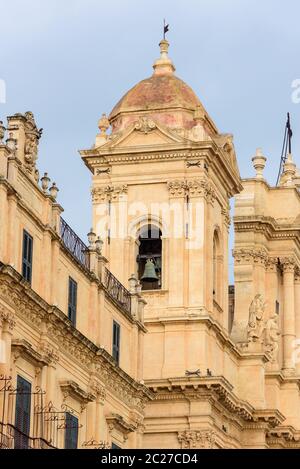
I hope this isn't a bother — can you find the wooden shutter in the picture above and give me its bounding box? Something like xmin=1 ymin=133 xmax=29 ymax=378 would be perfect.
xmin=64 ymin=412 xmax=78 ymax=449
xmin=22 ymin=231 xmax=33 ymax=283
xmin=14 ymin=375 xmax=31 ymax=449
xmin=112 ymin=321 xmax=120 ymax=364
xmin=68 ymin=277 xmax=77 ymax=326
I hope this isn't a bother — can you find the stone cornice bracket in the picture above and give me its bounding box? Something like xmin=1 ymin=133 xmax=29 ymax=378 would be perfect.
xmin=0 ymin=305 xmax=16 ymax=330
xmin=232 ymin=248 xmax=268 ymax=266
xmin=11 ymin=339 xmax=50 ymax=367
xmin=106 ymin=413 xmax=137 ymax=442
xmin=167 ymin=179 xmax=187 ymax=198
xmin=59 ymin=380 xmax=96 ymax=411
xmin=91 ymin=184 xmax=128 ymax=203
xmin=178 ymin=430 xmax=215 ymax=449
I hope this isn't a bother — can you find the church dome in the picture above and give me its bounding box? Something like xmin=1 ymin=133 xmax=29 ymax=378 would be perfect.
xmin=109 ymin=39 xmax=207 ymax=133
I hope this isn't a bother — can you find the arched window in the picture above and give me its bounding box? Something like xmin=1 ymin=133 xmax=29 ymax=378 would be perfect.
xmin=137 ymin=224 xmax=162 ymax=291
xmin=213 ymin=236 xmax=217 ymax=298
xmin=213 ymin=229 xmax=221 ymax=302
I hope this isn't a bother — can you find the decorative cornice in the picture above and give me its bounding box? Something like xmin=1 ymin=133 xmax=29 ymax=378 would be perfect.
xmin=134 ymin=117 xmax=157 ymax=134
xmin=59 ymin=380 xmax=96 ymax=411
xmin=106 ymin=413 xmax=137 ymax=441
xmin=232 ymin=248 xmax=268 ymax=266
xmin=11 ymin=339 xmax=51 ymax=367
xmin=178 ymin=429 xmax=215 ymax=449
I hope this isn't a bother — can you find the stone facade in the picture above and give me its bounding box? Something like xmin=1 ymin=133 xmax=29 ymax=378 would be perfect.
xmin=1 ymin=38 xmax=300 ymax=449
xmin=0 ymin=113 xmax=151 ymax=449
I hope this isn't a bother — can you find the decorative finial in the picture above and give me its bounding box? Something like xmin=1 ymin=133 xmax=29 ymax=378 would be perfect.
xmin=49 ymin=182 xmax=59 ymax=200
xmin=252 ymin=148 xmax=267 ymax=180
xmin=153 ymin=29 xmax=175 ymax=76
xmin=41 ymin=172 xmax=50 ymax=192
xmin=280 ymin=152 xmax=296 ymax=186
xmin=87 ymin=228 xmax=96 ymax=249
xmin=98 ymin=113 xmax=110 ymax=136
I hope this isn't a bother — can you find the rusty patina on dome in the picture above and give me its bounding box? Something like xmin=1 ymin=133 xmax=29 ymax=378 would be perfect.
xmin=108 ymin=39 xmax=208 ymax=133
xmin=109 ymin=74 xmax=202 ymax=120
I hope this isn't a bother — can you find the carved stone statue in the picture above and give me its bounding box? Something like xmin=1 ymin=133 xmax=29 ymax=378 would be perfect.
xmin=23 ymin=111 xmax=43 ymax=174
xmin=264 ymin=314 xmax=280 ymax=362
xmin=248 ymin=294 xmax=266 ymax=342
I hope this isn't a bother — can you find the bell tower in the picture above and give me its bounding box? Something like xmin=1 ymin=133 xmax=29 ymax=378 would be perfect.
xmin=81 ymin=38 xmax=242 ymax=447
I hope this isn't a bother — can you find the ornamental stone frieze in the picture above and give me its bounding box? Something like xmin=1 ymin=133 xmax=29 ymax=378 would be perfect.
xmin=134 ymin=117 xmax=157 ymax=134
xmin=177 ymin=430 xmax=215 ymax=449
xmin=167 ymin=178 xmax=216 ymax=202
xmin=91 ymin=184 xmax=128 ymax=203
xmin=0 ymin=280 xmax=43 ymax=328
xmin=232 ymin=248 xmax=268 ymax=266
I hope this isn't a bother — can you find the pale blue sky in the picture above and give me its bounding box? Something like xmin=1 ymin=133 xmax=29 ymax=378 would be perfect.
xmin=1 ymin=0 xmax=300 ymax=278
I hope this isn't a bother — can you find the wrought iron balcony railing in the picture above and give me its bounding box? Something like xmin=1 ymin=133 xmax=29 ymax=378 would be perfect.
xmin=59 ymin=218 xmax=132 ymax=316
xmin=60 ymin=217 xmax=90 ymax=270
xmin=0 ymin=423 xmax=56 ymax=449
xmin=102 ymin=267 xmax=131 ymax=316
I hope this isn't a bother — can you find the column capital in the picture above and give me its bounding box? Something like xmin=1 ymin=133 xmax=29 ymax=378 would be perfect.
xmin=280 ymin=257 xmax=296 ymax=274
xmin=266 ymin=257 xmax=278 ymax=273
xmin=167 ymin=179 xmax=187 ymax=198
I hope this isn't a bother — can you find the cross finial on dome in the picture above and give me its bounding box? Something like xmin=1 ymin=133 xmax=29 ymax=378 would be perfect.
xmin=153 ymin=37 xmax=175 ymax=76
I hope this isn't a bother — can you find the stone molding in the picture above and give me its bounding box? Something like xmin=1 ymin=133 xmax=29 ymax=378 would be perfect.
xmin=178 ymin=429 xmax=215 ymax=449
xmin=232 ymin=248 xmax=268 ymax=266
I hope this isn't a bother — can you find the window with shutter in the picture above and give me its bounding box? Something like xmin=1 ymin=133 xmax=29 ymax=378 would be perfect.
xmin=64 ymin=412 xmax=78 ymax=449
xmin=14 ymin=375 xmax=31 ymax=449
xmin=22 ymin=231 xmax=33 ymax=284
xmin=68 ymin=277 xmax=77 ymax=326
xmin=112 ymin=321 xmax=120 ymax=365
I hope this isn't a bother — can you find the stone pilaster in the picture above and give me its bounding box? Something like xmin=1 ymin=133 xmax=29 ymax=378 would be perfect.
xmin=281 ymin=258 xmax=296 ymax=374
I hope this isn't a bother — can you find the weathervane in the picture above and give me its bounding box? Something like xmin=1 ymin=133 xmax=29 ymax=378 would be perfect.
xmin=276 ymin=112 xmax=293 ymax=186
xmin=163 ymin=19 xmax=169 ymax=39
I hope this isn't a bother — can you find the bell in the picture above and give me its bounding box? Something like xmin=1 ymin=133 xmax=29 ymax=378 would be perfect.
xmin=141 ymin=259 xmax=158 ymax=282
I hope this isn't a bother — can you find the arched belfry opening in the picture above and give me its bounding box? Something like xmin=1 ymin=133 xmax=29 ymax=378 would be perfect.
xmin=137 ymin=224 xmax=162 ymax=291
